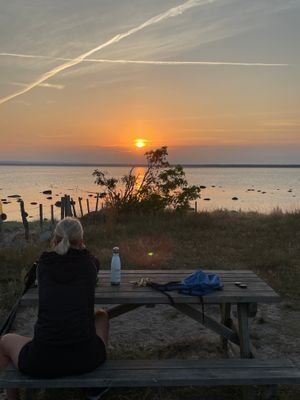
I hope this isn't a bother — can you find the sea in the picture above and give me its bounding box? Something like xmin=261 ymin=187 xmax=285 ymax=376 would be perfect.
xmin=0 ymin=165 xmax=299 ymax=222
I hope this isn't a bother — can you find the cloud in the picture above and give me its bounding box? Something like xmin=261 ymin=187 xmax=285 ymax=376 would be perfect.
xmin=38 ymin=82 xmax=65 ymax=90
xmin=0 ymin=0 xmax=216 ymax=106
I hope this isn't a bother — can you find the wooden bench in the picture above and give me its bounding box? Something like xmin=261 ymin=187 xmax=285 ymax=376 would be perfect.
xmin=1 ymin=359 xmax=300 ymax=399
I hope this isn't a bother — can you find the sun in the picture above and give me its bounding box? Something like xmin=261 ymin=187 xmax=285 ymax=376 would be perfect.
xmin=134 ymin=138 xmax=147 ymax=148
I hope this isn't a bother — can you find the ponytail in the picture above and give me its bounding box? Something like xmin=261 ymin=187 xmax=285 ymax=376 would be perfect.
xmin=54 ymin=234 xmax=70 ymax=255
xmin=53 ymin=217 xmax=83 ymax=256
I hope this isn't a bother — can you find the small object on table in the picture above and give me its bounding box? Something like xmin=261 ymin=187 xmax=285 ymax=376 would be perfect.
xmin=235 ymin=281 xmax=247 ymax=288
xmin=130 ymin=277 xmax=151 ymax=287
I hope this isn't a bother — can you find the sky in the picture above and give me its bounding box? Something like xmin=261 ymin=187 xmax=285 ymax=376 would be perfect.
xmin=0 ymin=0 xmax=299 ymax=164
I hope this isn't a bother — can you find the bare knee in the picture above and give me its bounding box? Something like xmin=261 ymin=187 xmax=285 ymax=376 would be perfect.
xmin=95 ymin=309 xmax=109 ymax=323
xmin=1 ymin=334 xmax=16 ymax=356
xmin=95 ymin=309 xmax=109 ymax=347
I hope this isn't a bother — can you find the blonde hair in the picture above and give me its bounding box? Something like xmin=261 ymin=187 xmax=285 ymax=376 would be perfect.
xmin=53 ymin=217 xmax=84 ymax=255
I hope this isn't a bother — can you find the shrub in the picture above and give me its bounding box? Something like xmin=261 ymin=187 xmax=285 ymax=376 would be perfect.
xmin=93 ymin=146 xmax=201 ymax=213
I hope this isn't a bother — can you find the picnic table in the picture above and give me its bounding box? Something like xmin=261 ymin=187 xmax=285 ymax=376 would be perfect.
xmin=3 ymin=269 xmax=299 ymax=400
xmin=21 ymin=269 xmax=280 ymax=359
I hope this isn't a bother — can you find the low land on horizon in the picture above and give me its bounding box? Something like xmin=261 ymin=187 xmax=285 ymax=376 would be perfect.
xmin=1 ymin=161 xmax=300 ymax=168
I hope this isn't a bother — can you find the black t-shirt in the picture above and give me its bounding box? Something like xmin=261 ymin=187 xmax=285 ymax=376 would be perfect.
xmin=34 ymin=248 xmax=99 ymax=346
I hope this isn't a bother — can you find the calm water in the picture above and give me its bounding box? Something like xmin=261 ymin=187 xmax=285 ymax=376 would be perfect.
xmin=0 ymin=166 xmax=299 ymax=221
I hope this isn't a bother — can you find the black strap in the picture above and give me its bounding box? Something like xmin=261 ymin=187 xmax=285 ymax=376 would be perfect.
xmin=148 ymin=281 xmax=205 ymax=323
xmin=147 ymin=281 xmax=176 ymax=305
xmin=199 ymin=296 xmax=205 ymax=324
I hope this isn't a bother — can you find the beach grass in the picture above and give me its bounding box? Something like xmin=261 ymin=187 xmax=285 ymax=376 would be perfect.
xmin=81 ymin=208 xmax=300 ymax=299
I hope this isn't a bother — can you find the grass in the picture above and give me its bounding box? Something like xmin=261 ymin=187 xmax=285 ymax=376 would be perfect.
xmin=81 ymin=209 xmax=300 ymax=299
xmin=0 ymin=209 xmax=300 ymax=399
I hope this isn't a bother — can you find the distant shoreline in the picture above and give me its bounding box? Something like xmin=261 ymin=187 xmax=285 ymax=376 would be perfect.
xmin=0 ymin=162 xmax=299 ymax=168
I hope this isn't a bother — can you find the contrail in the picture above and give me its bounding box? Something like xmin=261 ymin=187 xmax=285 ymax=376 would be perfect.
xmin=10 ymin=81 xmax=65 ymax=90
xmin=0 ymin=0 xmax=215 ymax=106
xmin=1 ymin=52 xmax=290 ymax=67
xmin=0 ymin=52 xmax=53 ymax=60
xmin=73 ymin=58 xmax=290 ymax=67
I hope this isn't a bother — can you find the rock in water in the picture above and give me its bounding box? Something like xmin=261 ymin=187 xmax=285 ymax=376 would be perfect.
xmin=232 ymin=197 xmax=238 ymax=201
xmin=42 ymin=190 xmax=52 ymax=195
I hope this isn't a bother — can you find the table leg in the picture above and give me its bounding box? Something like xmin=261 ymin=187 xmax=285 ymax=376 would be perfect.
xmin=220 ymin=303 xmax=232 ymax=354
xmin=237 ymin=303 xmax=252 ymax=359
xmin=237 ymin=304 xmax=256 ymax=400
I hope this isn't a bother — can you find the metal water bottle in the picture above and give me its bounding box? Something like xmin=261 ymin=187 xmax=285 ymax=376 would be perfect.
xmin=111 ymin=246 xmax=121 ymax=285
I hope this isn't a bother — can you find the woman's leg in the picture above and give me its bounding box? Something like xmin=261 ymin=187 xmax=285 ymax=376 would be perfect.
xmin=94 ymin=309 xmax=109 ymax=348
xmin=0 ymin=334 xmax=32 ymax=400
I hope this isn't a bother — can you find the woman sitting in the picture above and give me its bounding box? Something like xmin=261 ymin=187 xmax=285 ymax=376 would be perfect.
xmin=0 ymin=217 xmax=109 ymax=400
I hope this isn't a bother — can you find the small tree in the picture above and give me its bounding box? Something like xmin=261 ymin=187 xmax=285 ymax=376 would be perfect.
xmin=93 ymin=146 xmax=201 ymax=212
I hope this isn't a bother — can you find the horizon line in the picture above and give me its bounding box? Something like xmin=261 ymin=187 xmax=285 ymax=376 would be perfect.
xmin=0 ymin=161 xmax=299 ymax=168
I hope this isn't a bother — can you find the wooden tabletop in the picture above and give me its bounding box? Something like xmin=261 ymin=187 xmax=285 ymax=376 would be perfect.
xmin=21 ymin=269 xmax=280 ymax=306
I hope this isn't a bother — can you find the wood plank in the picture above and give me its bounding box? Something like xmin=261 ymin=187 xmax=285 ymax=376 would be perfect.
xmin=99 ymin=267 xmax=262 ymax=275
xmin=21 ymin=291 xmax=280 ymax=307
xmin=26 ymin=283 xmax=276 ymax=294
xmin=96 ymin=281 xmax=273 ymax=289
xmin=4 ymin=359 xmax=297 ymax=371
xmin=98 ymin=271 xmax=260 ymax=277
xmin=1 ymin=360 xmax=300 ymax=389
xmin=107 ymin=304 xmax=142 ymax=319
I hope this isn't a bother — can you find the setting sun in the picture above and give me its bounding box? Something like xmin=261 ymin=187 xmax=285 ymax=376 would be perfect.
xmin=134 ymin=139 xmax=147 ymax=148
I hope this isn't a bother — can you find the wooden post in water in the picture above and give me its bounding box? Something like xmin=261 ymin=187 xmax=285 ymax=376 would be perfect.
xmin=86 ymin=198 xmax=90 ymax=214
xmin=20 ymin=200 xmax=29 ymax=241
xmin=64 ymin=195 xmax=69 ymax=217
xmin=64 ymin=195 xmax=72 ymax=217
xmin=195 ymin=201 xmax=198 ymax=213
xmin=95 ymin=194 xmax=99 ymax=212
xmin=65 ymin=195 xmax=69 ymax=217
xmin=61 ymin=197 xmax=65 ymax=220
xmin=71 ymin=198 xmax=77 ymax=218
xmin=68 ymin=195 xmax=73 ymax=217
xmin=51 ymin=205 xmax=55 ymax=225
xmin=39 ymin=204 xmax=43 ymax=231
xmin=78 ymin=197 xmax=83 ymax=217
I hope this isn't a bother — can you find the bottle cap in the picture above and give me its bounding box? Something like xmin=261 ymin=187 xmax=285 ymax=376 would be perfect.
xmin=112 ymin=246 xmax=119 ymax=254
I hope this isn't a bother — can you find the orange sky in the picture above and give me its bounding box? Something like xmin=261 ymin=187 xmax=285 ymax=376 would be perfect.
xmin=0 ymin=0 xmax=299 ymax=163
